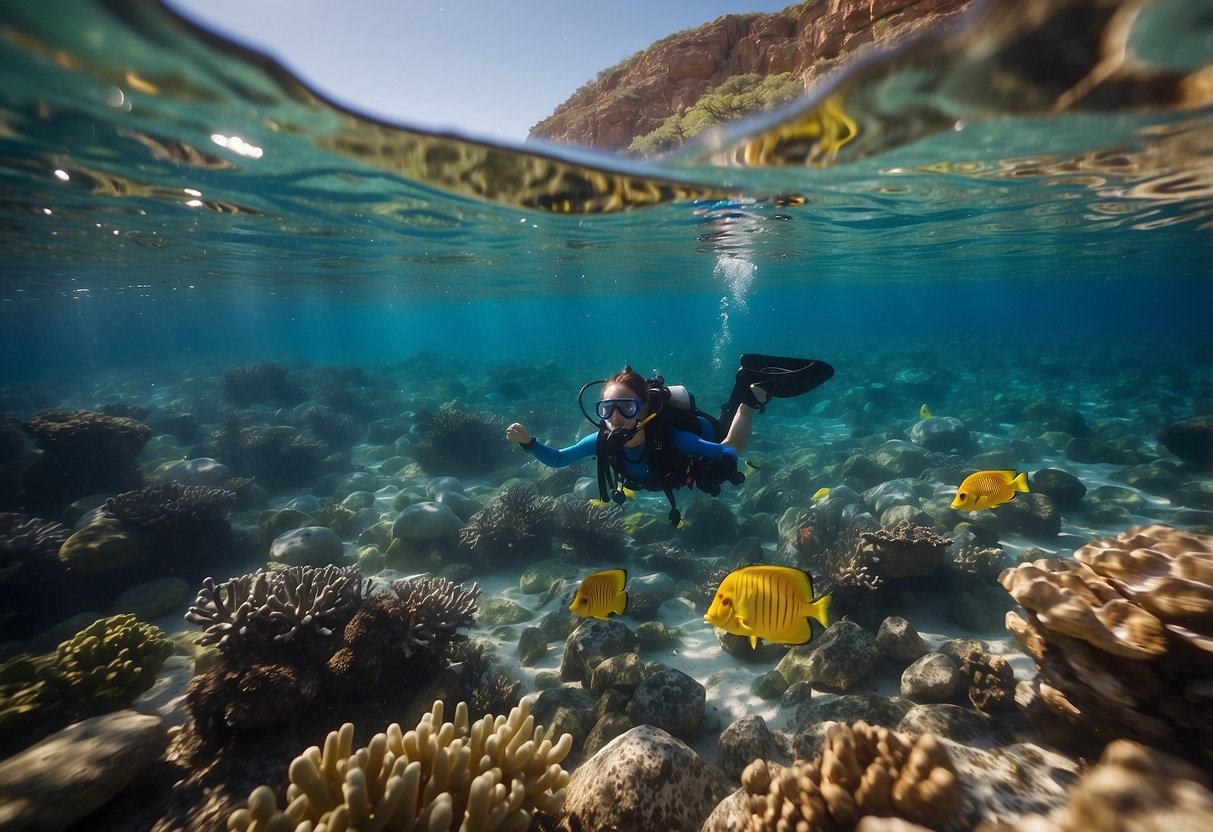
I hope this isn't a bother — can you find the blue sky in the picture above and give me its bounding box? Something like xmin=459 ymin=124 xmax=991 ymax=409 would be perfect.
xmin=167 ymin=0 xmax=792 ymax=141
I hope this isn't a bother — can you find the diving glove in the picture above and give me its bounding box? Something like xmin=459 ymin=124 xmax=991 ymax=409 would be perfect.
xmin=697 ymin=452 xmax=745 ymax=496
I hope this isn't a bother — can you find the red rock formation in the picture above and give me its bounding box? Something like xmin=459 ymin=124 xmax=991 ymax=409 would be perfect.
xmin=529 ymin=0 xmax=975 ymax=151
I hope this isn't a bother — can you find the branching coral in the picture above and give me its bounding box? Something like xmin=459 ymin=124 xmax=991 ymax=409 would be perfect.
xmin=459 ymin=486 xmax=556 ymax=562
xmin=451 ymin=640 xmax=524 ymax=722
xmin=185 ymin=566 xmax=370 ymax=651
xmin=223 ymin=361 xmax=302 ymax=406
xmin=102 ymin=481 xmax=235 ymax=533
xmin=213 ymin=424 xmax=326 ymax=493
xmin=859 ymin=522 xmax=952 ymax=579
xmin=414 ymin=407 xmax=508 ymax=477
xmin=0 ymin=511 xmax=69 ymax=582
xmin=1000 ymin=524 xmax=1213 ymax=764
xmin=556 ymin=498 xmax=627 ymax=562
xmin=737 ymin=721 xmax=961 ymax=831
xmin=952 ymin=545 xmax=1007 ymax=582
xmin=228 ymin=698 xmax=574 ymax=832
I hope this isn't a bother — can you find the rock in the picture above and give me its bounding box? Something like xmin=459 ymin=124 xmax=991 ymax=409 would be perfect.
xmin=631 ymin=571 xmax=677 ymax=602
xmin=58 ymin=518 xmax=153 ymax=572
xmin=1065 ymin=436 xmax=1127 ymax=464
xmin=336 ymin=471 xmax=380 ymax=494
xmin=590 ymin=651 xmax=645 ymax=696
xmin=518 ymin=557 xmax=567 ymax=594
xmin=870 ymin=440 xmax=930 ymax=478
xmin=1157 ymin=415 xmax=1213 ymax=471
xmin=435 ymin=490 xmax=481 ymax=521
xmin=476 ymin=596 xmax=534 ymax=625
xmin=949 ymin=590 xmax=1003 ymax=631
xmin=680 ymin=497 xmax=737 ymax=546
xmin=557 ymin=725 xmax=731 ymax=832
xmin=789 ymin=695 xmax=916 ymax=758
xmin=160 ymin=457 xmax=230 ymax=486
xmin=775 ymin=619 xmax=878 ymax=691
xmin=876 ymin=616 xmax=928 ymax=662
xmin=909 ymin=416 xmax=971 ymax=452
xmin=751 ymin=670 xmax=789 ymax=700
xmin=991 ymin=492 xmax=1061 ymax=538
xmin=582 ymin=712 xmax=633 ymax=759
xmin=0 ymin=711 xmax=168 ymax=830
xmin=1170 ymin=480 xmax=1213 ymax=510
xmin=1026 ymin=401 xmax=1087 ymax=435
xmin=713 ymin=627 xmax=789 ymax=663
xmin=634 ymin=620 xmax=675 ymax=649
xmin=425 ymin=476 xmax=465 ymax=499
xmin=517 ymin=626 xmax=547 ymax=666
xmin=861 ymin=479 xmax=920 ymax=515
xmin=625 ymin=668 xmax=705 ymax=739
xmin=942 ymin=738 xmax=1079 ymax=824
xmin=532 ymin=687 xmax=596 ymax=730
xmin=1111 ymin=463 xmax=1184 ymax=496
xmin=901 ymin=702 xmax=1014 ymax=744
xmin=269 ymin=525 xmax=343 ymax=567
xmin=879 ymin=503 xmax=935 ymax=530
xmin=559 ymin=619 xmax=638 ymax=685
xmin=112 ymin=577 xmax=190 ymax=620
xmin=1030 ymin=467 xmax=1087 ymax=509
xmin=899 ymin=653 xmax=959 ymax=702
xmin=391 ymin=500 xmax=463 ymax=540
xmin=717 ymin=715 xmax=779 ymax=782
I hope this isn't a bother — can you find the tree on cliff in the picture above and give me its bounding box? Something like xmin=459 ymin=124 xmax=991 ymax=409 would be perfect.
xmin=629 ymin=72 xmax=804 ymax=156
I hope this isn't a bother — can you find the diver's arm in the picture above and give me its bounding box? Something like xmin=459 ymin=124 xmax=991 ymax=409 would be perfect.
xmin=523 ymin=432 xmax=599 ymax=468
xmin=672 ymin=428 xmax=738 ymax=461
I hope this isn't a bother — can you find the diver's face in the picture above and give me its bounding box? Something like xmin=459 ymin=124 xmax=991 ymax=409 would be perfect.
xmin=601 ymin=383 xmax=645 ymax=429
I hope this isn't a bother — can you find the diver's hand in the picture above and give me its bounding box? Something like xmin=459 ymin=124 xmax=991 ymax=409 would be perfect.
xmin=697 ymin=450 xmax=745 ymax=495
xmin=505 ymin=423 xmax=532 ymax=445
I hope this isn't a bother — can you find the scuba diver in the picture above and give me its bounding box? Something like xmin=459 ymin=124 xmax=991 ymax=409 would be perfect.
xmin=504 ymin=354 xmax=834 ymax=526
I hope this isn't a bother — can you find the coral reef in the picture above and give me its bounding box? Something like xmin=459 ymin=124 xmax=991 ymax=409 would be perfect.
xmin=17 ymin=409 xmax=150 ymax=513
xmin=858 ymin=522 xmax=952 ymax=579
xmin=305 ymin=404 xmax=359 ymax=447
xmin=555 ymin=498 xmax=628 ymax=562
xmin=450 ymin=640 xmax=524 ymax=721
xmin=952 ymin=545 xmax=1007 ymax=582
xmin=222 ymin=361 xmax=302 ymax=406
xmin=0 ymin=511 xmax=69 ymax=585
xmin=459 ymin=486 xmax=557 ymax=563
xmin=213 ymin=424 xmax=326 ymax=492
xmin=976 ymin=739 xmax=1213 ymax=831
xmin=414 ymin=407 xmax=508 ymax=477
xmin=1000 ymin=524 xmax=1213 ymax=766
xmin=185 ymin=566 xmax=370 ymax=652
xmin=227 ymin=699 xmax=573 ymax=832
xmin=100 ymin=481 xmax=236 ymax=573
xmin=0 ymin=614 xmax=173 ymax=755
xmin=737 ymin=721 xmax=961 ymax=831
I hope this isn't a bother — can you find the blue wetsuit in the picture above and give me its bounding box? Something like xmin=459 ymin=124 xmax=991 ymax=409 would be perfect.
xmin=526 ymin=415 xmax=736 ymax=485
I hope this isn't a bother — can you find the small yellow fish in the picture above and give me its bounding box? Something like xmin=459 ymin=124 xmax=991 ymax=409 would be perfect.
xmin=811 ymin=487 xmax=831 ymax=500
xmin=588 ymin=498 xmax=610 ymax=507
xmin=704 ymin=565 xmax=831 ymax=650
xmin=569 ymin=568 xmax=627 ymax=620
xmin=919 ymin=404 xmax=933 ymax=420
xmin=950 ymin=470 xmax=1030 ymax=511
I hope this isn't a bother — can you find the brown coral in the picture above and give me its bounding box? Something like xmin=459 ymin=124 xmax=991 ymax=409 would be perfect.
xmin=859 ymin=522 xmax=952 ymax=579
xmin=738 ymin=721 xmax=961 ymax=832
xmin=1000 ymin=524 xmax=1213 ymax=765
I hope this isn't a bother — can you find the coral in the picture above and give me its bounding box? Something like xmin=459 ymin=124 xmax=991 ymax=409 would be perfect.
xmin=222 ymin=361 xmax=302 ymax=406
xmin=326 ymin=576 xmax=480 ymax=693
xmin=228 ymin=699 xmax=573 ymax=832
xmin=102 ymin=481 xmax=235 ymax=534
xmin=859 ymin=522 xmax=952 ymax=579
xmin=977 ymin=739 xmax=1213 ymax=832
xmin=952 ymin=545 xmax=1007 ymax=582
xmin=555 ymin=497 xmax=628 ymax=562
xmin=214 ymin=424 xmax=326 ymax=492
xmin=0 ymin=511 xmax=69 ymax=582
xmin=450 ymin=640 xmax=524 ymax=721
xmin=0 ymin=614 xmax=173 ymax=755
xmin=18 ymin=409 xmax=150 ymax=512
xmin=414 ymin=407 xmax=508 ymax=477
xmin=957 ymin=650 xmax=1017 ymax=713
xmin=1000 ymin=524 xmax=1213 ymax=765
xmin=305 ymin=405 xmax=359 ymax=446
xmin=186 ymin=657 xmax=322 ymax=737
xmin=459 ymin=486 xmax=556 ymax=562
xmin=185 ymin=565 xmax=370 ymax=652
xmin=737 ymin=721 xmax=961 ymax=831
xmin=98 ymin=402 xmax=149 ymax=421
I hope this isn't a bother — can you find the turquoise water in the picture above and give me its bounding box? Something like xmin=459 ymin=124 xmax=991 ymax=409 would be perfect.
xmin=1 ymin=0 xmax=1212 ymax=829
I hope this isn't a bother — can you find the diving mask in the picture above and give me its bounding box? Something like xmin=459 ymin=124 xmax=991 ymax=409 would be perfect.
xmin=596 ymin=397 xmax=643 ymax=420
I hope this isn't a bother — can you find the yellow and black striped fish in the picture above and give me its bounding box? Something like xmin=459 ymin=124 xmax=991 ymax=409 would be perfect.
xmin=704 ymin=565 xmax=831 ymax=650
xmin=569 ymin=568 xmax=628 ymax=621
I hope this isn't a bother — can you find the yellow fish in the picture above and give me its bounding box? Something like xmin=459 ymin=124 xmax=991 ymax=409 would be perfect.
xmin=919 ymin=404 xmax=933 ymax=420
xmin=811 ymin=487 xmax=831 ymax=500
xmin=569 ymin=569 xmax=627 ymax=620
xmin=704 ymin=565 xmax=831 ymax=650
xmin=950 ymin=470 xmax=1030 ymax=511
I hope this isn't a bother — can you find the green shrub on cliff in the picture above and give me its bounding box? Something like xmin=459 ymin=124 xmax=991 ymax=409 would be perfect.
xmin=630 ymin=72 xmax=805 ymax=155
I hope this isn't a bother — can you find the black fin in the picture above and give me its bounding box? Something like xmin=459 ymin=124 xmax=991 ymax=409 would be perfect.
xmin=736 ymin=354 xmax=835 ymax=398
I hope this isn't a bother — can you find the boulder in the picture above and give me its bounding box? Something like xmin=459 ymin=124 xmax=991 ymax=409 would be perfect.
xmin=557 ymin=725 xmax=731 ymax=832
xmin=876 ymin=616 xmax=928 ymax=662
xmin=559 ymin=619 xmax=638 ymax=685
xmin=899 ymin=653 xmax=959 ymax=702
xmin=775 ymin=619 xmax=878 ymax=691
xmin=268 ymin=525 xmax=343 ymax=567
xmin=160 ymin=457 xmax=230 ymax=486
xmin=0 ymin=711 xmax=168 ymax=830
xmin=909 ymin=416 xmax=971 ymax=452
xmin=112 ymin=577 xmax=190 ymax=621
xmin=624 ymin=668 xmax=705 ymax=739
xmin=1157 ymin=415 xmax=1213 ymax=471
xmin=391 ymin=500 xmax=463 ymax=540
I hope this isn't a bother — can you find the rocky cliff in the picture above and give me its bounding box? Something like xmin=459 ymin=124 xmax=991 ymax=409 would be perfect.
xmin=529 ymin=0 xmax=975 ymax=152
